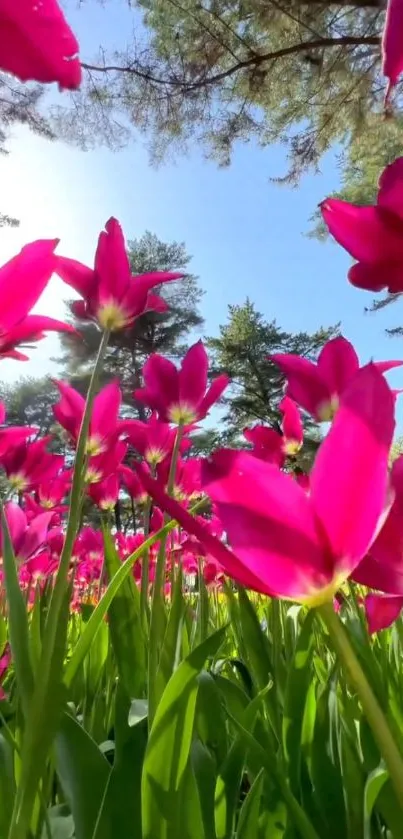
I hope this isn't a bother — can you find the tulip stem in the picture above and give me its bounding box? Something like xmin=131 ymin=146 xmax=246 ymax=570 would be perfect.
xmin=148 ymin=424 xmax=183 ymax=727
xmin=8 ymin=328 xmax=110 ymax=839
xmin=317 ymin=601 xmax=403 ymax=811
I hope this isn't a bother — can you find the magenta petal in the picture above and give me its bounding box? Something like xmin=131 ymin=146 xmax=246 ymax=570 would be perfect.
xmin=243 ymin=426 xmax=284 ymax=466
xmin=19 ymin=512 xmax=53 ymax=561
xmin=311 ymin=364 xmax=395 ymax=576
xmin=55 ymin=256 xmax=95 ymax=297
xmin=95 ymin=218 xmax=131 ymax=303
xmin=4 ymin=502 xmax=28 ymax=557
xmin=365 ymin=593 xmax=403 ymax=634
xmin=0 ymin=240 xmax=58 ymax=330
xmin=317 ymin=336 xmax=359 ymax=397
xmin=382 ymin=0 xmax=403 ymax=90
xmin=145 ymin=293 xmax=169 ymax=313
xmin=198 ymin=374 xmax=230 ymax=419
xmin=202 ymin=449 xmax=328 ymax=600
xmin=135 ymin=463 xmax=270 ymax=594
xmin=0 ymin=0 xmax=81 ymax=89
xmin=270 ymin=353 xmax=329 ymax=418
xmin=142 ymin=354 xmax=179 ymax=411
xmin=348 ymin=261 xmax=403 ymax=294
xmin=92 ymin=380 xmax=121 ymax=440
xmin=378 ymin=157 xmax=403 ymax=220
xmin=353 ymin=553 xmax=403 ymax=594
xmin=179 ymin=341 xmax=208 ymax=409
xmin=1 ymin=316 xmax=76 ymax=348
xmin=279 ymin=396 xmax=303 ymax=445
xmin=320 ymin=199 xmax=403 ymax=262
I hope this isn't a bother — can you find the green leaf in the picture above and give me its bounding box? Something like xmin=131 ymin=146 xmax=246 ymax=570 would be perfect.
xmin=0 ymin=614 xmax=7 ymax=655
xmin=156 ymin=566 xmax=185 ymax=701
xmin=191 ymin=740 xmax=217 ymax=839
xmin=142 ymin=627 xmax=226 ymax=839
xmin=64 ymin=519 xmax=178 ymax=687
xmin=103 ymin=527 xmax=146 ymax=698
xmin=55 ymin=711 xmax=111 ymax=839
xmin=93 ymin=684 xmax=148 ymax=839
xmin=0 ymin=504 xmax=33 ymax=715
xmin=236 ymin=770 xmax=264 ymax=839
xmin=283 ymin=609 xmax=315 ymax=796
xmin=363 ymin=768 xmax=388 ymax=839
xmin=309 ymin=683 xmax=347 ymax=838
xmin=0 ymin=732 xmax=15 ymax=836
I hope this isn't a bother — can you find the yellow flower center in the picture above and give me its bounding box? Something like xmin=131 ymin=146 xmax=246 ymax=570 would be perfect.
xmin=301 ymin=571 xmax=346 ymax=608
xmin=317 ymin=394 xmax=339 ymax=422
xmin=9 ymin=473 xmax=27 ymax=492
xmin=283 ymin=439 xmax=302 ymax=457
xmin=168 ymin=403 xmax=196 ymax=424
xmin=97 ymin=301 xmax=128 ymax=331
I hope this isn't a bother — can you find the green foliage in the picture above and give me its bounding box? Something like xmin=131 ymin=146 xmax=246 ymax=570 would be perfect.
xmin=62 ymin=0 xmax=388 ymax=188
xmin=207 ymin=298 xmax=336 ymax=466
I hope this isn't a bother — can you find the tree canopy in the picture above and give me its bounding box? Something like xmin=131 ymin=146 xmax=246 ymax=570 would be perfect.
xmin=206 ymin=298 xmax=338 ymax=458
xmin=57 ymin=0 xmax=390 ymax=188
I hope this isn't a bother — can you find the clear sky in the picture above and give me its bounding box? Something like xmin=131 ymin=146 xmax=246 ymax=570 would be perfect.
xmin=1 ymin=0 xmax=403 ymax=415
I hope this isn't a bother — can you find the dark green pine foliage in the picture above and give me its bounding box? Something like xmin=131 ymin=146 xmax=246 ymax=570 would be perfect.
xmin=206 ymin=299 xmax=338 ymax=467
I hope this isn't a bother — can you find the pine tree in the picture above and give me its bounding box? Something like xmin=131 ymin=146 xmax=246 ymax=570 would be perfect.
xmin=61 ymin=0 xmax=386 ymax=187
xmin=207 ymin=299 xmax=337 ymax=464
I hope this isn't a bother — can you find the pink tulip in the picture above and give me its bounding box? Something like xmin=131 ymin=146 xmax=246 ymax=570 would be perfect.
xmin=134 ymin=340 xmax=229 ymax=424
xmin=0 ymin=0 xmax=81 ymax=89
xmin=0 ymin=437 xmax=64 ymax=492
xmin=271 ymin=335 xmax=402 ymax=421
xmin=85 ymin=441 xmax=127 ymax=485
xmin=1 ymin=502 xmax=53 ymax=562
xmin=353 ymin=455 xmax=403 ymax=593
xmin=88 ymin=474 xmax=120 ymax=511
xmin=244 ymin=396 xmax=303 ymax=464
xmin=0 ymin=645 xmax=10 ymax=699
xmin=119 ymin=465 xmax=148 ymax=503
xmin=138 ymin=365 xmax=395 ymax=604
xmin=382 ymin=0 xmax=403 ymax=104
xmin=321 ymin=158 xmax=403 ymax=294
xmin=55 ymin=218 xmax=183 ymax=331
xmin=53 ymin=379 xmax=122 ymax=454
xmin=364 ymin=593 xmax=403 ymax=633
xmin=120 ymin=412 xmax=177 ymax=466
xmin=0 ymin=240 xmax=75 ymax=360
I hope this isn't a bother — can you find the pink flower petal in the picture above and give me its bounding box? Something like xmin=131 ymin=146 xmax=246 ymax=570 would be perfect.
xmin=377 ymin=157 xmax=403 ymax=220
xmin=95 ymin=218 xmax=131 ymax=304
xmin=19 ymin=512 xmax=53 ymax=561
xmin=0 ymin=0 xmax=81 ymax=89
xmin=0 ymin=240 xmax=58 ymax=330
xmin=92 ymin=380 xmax=121 ymax=440
xmin=279 ymin=396 xmax=303 ymax=445
xmin=198 ymin=374 xmax=229 ymax=419
xmin=4 ymin=502 xmax=28 ymax=557
xmin=55 ymin=256 xmax=95 ymax=298
xmin=320 ymin=199 xmax=403 ymax=263
xmin=135 ymin=462 xmax=270 ymax=594
xmin=243 ymin=425 xmax=285 ymax=466
xmin=311 ymin=364 xmax=395 ymax=576
xmin=179 ymin=341 xmax=208 ymax=410
xmin=317 ymin=336 xmax=359 ymax=397
xmin=353 ymin=553 xmax=403 ymax=594
xmin=201 ymin=449 xmax=329 ymax=600
xmin=348 ymin=261 xmax=403 ymax=294
xmin=270 ymin=353 xmax=329 ymax=418
xmin=365 ymin=593 xmax=403 ymax=634
xmin=382 ymin=0 xmax=403 ymax=95
xmin=141 ymin=354 xmax=179 ymax=415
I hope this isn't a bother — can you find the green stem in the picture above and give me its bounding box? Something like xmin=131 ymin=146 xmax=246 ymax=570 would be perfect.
xmin=140 ymin=496 xmax=152 ymax=620
xmin=148 ymin=424 xmax=183 ymax=725
xmin=317 ymin=601 xmax=403 ymax=811
xmin=8 ymin=329 xmax=110 ymax=839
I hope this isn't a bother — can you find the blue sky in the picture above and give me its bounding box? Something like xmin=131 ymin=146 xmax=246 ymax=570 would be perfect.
xmin=1 ymin=0 xmax=403 ymax=412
